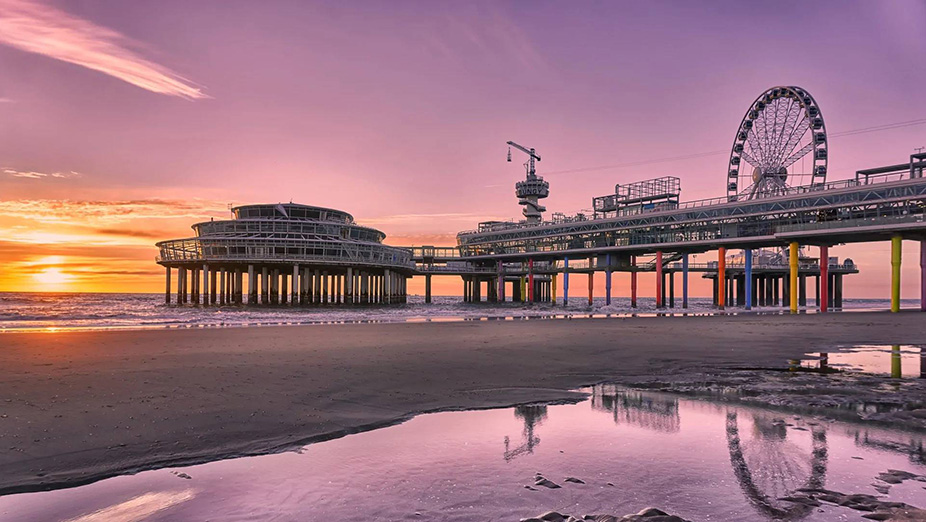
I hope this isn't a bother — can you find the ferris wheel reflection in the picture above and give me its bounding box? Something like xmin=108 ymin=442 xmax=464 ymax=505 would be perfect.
xmin=726 ymin=411 xmax=828 ymax=520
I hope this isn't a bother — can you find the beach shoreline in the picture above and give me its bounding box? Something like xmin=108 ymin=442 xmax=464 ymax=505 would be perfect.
xmin=1 ymin=312 xmax=924 ymax=495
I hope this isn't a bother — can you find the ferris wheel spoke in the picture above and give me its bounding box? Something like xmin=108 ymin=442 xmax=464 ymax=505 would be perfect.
xmin=781 ymin=142 xmax=815 ymax=169
xmin=777 ymin=118 xmax=811 ymax=166
xmin=771 ymin=97 xmax=797 ymax=162
xmin=740 ymin=150 xmax=760 ymax=168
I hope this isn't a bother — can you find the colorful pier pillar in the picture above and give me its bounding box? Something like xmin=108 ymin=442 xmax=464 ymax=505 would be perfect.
xmin=587 ymin=256 xmax=594 ymax=307
xmin=717 ymin=247 xmax=726 ymax=310
xmin=921 ymin=240 xmax=926 ymax=312
xmin=551 ymin=271 xmax=557 ymax=305
xmin=681 ymin=254 xmax=689 ymax=309
xmin=520 ymin=275 xmax=527 ymax=303
xmin=744 ymin=249 xmax=753 ymax=311
xmin=655 ymin=251 xmax=664 ymax=309
xmin=528 ymin=259 xmax=535 ymax=303
xmin=605 ymin=254 xmax=612 ymax=306
xmin=631 ymin=255 xmax=638 ymax=308
xmin=497 ymin=262 xmax=504 ymax=303
xmin=891 ymin=344 xmax=902 ymax=378
xmin=819 ymin=245 xmax=829 ymax=313
xmin=789 ymin=242 xmax=799 ymax=313
xmin=891 ymin=235 xmax=902 ymax=312
xmin=563 ymin=257 xmax=570 ymax=306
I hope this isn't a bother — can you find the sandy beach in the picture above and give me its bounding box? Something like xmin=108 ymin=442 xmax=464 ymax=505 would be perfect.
xmin=1 ymin=311 xmax=924 ymax=495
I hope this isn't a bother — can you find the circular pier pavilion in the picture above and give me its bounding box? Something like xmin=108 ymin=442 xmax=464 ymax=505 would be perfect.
xmin=156 ymin=203 xmax=413 ymax=306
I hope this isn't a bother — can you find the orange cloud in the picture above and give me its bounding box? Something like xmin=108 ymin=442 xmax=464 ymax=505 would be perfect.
xmin=2 ymin=168 xmax=80 ymax=179
xmin=0 ymin=0 xmax=207 ymax=99
xmin=0 ymin=198 xmax=229 ymax=223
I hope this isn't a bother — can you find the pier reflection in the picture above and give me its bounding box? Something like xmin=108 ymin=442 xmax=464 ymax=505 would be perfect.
xmin=503 ymin=404 xmax=547 ymax=462
xmin=795 ymin=345 xmax=926 ymax=378
xmin=590 ymin=384 xmax=680 ymax=432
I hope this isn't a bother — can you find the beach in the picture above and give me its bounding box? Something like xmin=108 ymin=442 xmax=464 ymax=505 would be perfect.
xmin=1 ymin=311 xmax=924 ymax=495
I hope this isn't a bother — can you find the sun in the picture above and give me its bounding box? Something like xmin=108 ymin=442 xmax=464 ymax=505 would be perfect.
xmin=33 ymin=268 xmax=73 ymax=286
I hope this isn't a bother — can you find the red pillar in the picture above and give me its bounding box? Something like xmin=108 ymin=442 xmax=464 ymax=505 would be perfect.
xmin=528 ymin=258 xmax=534 ymax=303
xmin=655 ymin=251 xmax=663 ymax=308
xmin=631 ymin=255 xmax=638 ymax=308
xmin=819 ymin=245 xmax=829 ymax=313
xmin=588 ymin=257 xmax=594 ymax=306
xmin=921 ymin=240 xmax=926 ymax=312
xmin=718 ymin=247 xmax=726 ymax=309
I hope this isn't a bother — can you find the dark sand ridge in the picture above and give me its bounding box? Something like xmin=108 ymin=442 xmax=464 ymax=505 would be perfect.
xmin=0 ymin=312 xmax=924 ymax=495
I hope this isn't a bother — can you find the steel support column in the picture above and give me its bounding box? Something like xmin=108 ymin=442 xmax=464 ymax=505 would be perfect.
xmin=528 ymin=259 xmax=534 ymax=303
xmin=630 ymin=255 xmax=637 ymax=308
xmin=789 ymin=242 xmax=799 ymax=313
xmin=656 ymin=251 xmax=664 ymax=309
xmin=891 ymin=235 xmax=902 ymax=312
xmin=717 ymin=247 xmax=725 ymax=310
xmin=681 ymin=254 xmax=689 ymax=309
xmin=921 ymin=240 xmax=926 ymax=312
xmin=563 ymin=257 xmax=570 ymax=306
xmin=744 ymin=249 xmax=752 ymax=311
xmin=605 ymin=254 xmax=612 ymax=306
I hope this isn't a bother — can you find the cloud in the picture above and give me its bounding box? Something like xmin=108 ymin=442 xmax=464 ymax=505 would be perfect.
xmin=0 ymin=198 xmax=229 ymax=223
xmin=0 ymin=0 xmax=207 ymax=99
xmin=3 ymin=168 xmax=81 ymax=179
xmin=0 ymin=97 xmax=13 ymax=103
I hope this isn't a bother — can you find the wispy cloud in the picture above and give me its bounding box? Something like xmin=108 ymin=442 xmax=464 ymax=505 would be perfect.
xmin=0 ymin=198 xmax=228 ymax=223
xmin=0 ymin=97 xmax=13 ymax=103
xmin=0 ymin=0 xmax=207 ymax=99
xmin=3 ymin=168 xmax=81 ymax=179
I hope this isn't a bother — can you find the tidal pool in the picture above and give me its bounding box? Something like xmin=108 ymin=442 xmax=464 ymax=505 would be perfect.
xmin=1 ymin=386 xmax=924 ymax=521
xmin=796 ymin=345 xmax=926 ymax=379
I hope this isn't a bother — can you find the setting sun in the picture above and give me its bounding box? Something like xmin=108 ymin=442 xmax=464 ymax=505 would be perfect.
xmin=32 ymin=267 xmax=72 ymax=286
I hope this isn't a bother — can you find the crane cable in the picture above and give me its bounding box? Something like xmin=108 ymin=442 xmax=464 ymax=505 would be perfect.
xmin=543 ymin=118 xmax=926 ymax=176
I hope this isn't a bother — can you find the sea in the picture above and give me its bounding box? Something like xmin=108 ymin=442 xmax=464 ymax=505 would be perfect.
xmin=0 ymin=293 xmax=914 ymax=333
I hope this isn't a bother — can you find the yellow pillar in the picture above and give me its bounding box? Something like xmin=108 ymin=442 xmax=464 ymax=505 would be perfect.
xmin=789 ymin=242 xmax=799 ymax=314
xmin=891 ymin=235 xmax=902 ymax=312
xmin=551 ymin=273 xmax=557 ymax=305
xmin=891 ymin=344 xmax=902 ymax=378
xmin=520 ymin=276 xmax=527 ymax=303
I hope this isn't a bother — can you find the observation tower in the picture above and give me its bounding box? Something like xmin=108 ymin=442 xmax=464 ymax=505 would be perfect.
xmin=508 ymin=141 xmax=549 ymax=224
xmin=156 ymin=203 xmax=413 ymax=306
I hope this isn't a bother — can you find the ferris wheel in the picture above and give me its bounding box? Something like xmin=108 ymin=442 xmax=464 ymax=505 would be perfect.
xmin=727 ymin=86 xmax=828 ymax=201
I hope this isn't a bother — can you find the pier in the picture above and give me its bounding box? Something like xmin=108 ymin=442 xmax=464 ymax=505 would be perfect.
xmin=156 ymin=86 xmax=926 ymax=313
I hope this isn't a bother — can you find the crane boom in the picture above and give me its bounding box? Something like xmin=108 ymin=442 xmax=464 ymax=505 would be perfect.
xmin=506 ymin=141 xmax=541 ymax=162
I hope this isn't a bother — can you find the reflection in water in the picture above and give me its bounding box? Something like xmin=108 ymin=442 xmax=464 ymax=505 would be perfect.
xmin=726 ymin=412 xmax=827 ymax=520
xmin=796 ymin=345 xmax=925 ymax=378
xmin=3 ymin=388 xmax=925 ymax=522
xmin=503 ymin=405 xmax=547 ymax=461
xmin=591 ymin=385 xmax=680 ymax=433
xmin=62 ymin=490 xmax=195 ymax=522
xmin=852 ymin=429 xmax=926 ymax=466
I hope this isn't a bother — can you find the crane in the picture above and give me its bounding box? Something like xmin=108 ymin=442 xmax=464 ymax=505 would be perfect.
xmin=507 ymin=141 xmax=541 ymax=179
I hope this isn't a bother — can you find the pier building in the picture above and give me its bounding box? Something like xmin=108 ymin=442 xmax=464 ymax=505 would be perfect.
xmin=156 ymin=204 xmax=413 ymax=305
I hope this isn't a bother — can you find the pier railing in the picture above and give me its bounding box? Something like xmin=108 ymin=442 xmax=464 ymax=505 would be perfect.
xmin=156 ymin=238 xmax=416 ymax=270
xmin=456 ymin=169 xmax=922 ymax=238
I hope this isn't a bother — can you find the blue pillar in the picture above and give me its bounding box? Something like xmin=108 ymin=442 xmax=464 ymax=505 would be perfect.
xmin=605 ymin=254 xmax=612 ymax=305
xmin=744 ymin=248 xmax=753 ymax=311
xmin=563 ymin=257 xmax=570 ymax=306
xmin=682 ymin=254 xmax=689 ymax=308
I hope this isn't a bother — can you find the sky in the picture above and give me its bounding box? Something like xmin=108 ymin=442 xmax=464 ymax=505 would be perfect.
xmin=0 ymin=0 xmax=924 ymax=297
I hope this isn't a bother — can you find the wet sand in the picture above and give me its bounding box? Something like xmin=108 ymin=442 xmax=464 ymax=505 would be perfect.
xmin=0 ymin=311 xmax=924 ymax=495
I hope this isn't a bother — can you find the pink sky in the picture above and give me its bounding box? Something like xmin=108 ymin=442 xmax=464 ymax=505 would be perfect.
xmin=0 ymin=0 xmax=924 ymax=297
